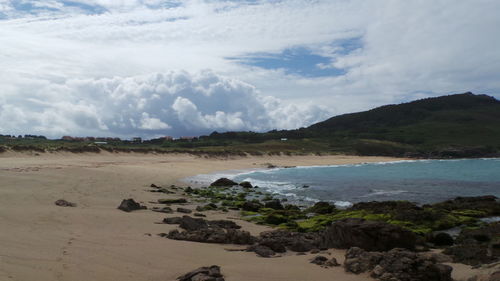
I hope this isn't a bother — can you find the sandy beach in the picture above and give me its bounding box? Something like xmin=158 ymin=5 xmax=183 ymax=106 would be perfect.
xmin=0 ymin=152 xmax=477 ymax=281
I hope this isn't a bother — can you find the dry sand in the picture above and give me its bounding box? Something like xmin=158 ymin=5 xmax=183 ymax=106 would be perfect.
xmin=0 ymin=152 xmax=477 ymax=281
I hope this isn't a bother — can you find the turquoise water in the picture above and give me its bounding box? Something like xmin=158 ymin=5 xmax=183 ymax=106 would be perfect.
xmin=232 ymin=159 xmax=500 ymax=206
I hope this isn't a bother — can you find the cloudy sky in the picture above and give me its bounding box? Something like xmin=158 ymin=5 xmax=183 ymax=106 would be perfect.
xmin=1 ymin=0 xmax=499 ymax=138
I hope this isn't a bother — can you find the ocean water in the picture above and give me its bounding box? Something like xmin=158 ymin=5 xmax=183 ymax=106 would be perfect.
xmin=228 ymin=159 xmax=500 ymax=207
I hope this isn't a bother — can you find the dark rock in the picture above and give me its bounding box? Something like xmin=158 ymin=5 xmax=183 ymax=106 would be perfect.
xmin=241 ymin=201 xmax=263 ymax=212
xmin=264 ymin=199 xmax=284 ymax=210
xmin=196 ymin=203 xmax=218 ymax=212
xmin=117 ymin=199 xmax=147 ymax=212
xmin=431 ymin=196 xmax=500 ymax=215
xmin=431 ymin=232 xmax=454 ymax=246
xmin=177 ymin=207 xmax=193 ymax=214
xmin=258 ymin=238 xmax=287 ymax=253
xmin=158 ymin=198 xmax=188 ymax=204
xmin=185 ymin=186 xmax=194 ymax=193
xmin=177 ymin=265 xmax=224 ymax=281
xmin=344 ymin=247 xmax=453 ymax=281
xmin=54 ymin=199 xmax=76 ymax=207
xmin=444 ymin=222 xmax=500 ymax=266
xmin=322 ymin=218 xmax=417 ymax=251
xmin=210 ymin=178 xmax=238 ymax=187
xmin=152 ymin=206 xmax=173 ymax=213
xmin=209 ymin=220 xmax=241 ymax=229
xmin=308 ymin=202 xmax=336 ymax=214
xmin=258 ymin=230 xmax=321 ymax=253
xmin=310 ymin=255 xmax=328 ymax=265
xmin=179 ymin=216 xmax=209 ymax=231
xmin=264 ymin=213 xmax=288 ymax=225
xmin=325 ymin=257 xmax=340 ymax=267
xmin=194 ymin=213 xmax=206 ymax=217
xmin=248 ymin=245 xmax=275 ymax=257
xmin=150 ymin=183 xmax=159 ymax=188
xmin=163 ymin=217 xmax=183 ymax=224
xmin=239 ymin=181 xmax=253 ymax=188
xmin=167 ymin=227 xmax=255 ymax=245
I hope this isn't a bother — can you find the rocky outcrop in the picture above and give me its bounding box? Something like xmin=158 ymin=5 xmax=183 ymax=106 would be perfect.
xmin=177 ymin=265 xmax=225 ymax=281
xmin=310 ymin=255 xmax=340 ymax=267
xmin=164 ymin=216 xmax=253 ymax=245
xmin=167 ymin=227 xmax=255 ymax=244
xmin=239 ymin=181 xmax=253 ymax=188
xmin=256 ymin=230 xmax=322 ymax=253
xmin=321 ymin=218 xmax=417 ymax=251
xmin=344 ymin=247 xmax=453 ymax=281
xmin=430 ymin=196 xmax=500 ymax=215
xmin=264 ymin=199 xmax=284 ymax=210
xmin=444 ymin=222 xmax=500 ymax=266
xmin=241 ymin=201 xmax=263 ymax=212
xmin=177 ymin=207 xmax=192 ymax=214
xmin=307 ymin=202 xmax=336 ymax=214
xmin=210 ymin=178 xmax=238 ymax=187
xmin=55 ymin=199 xmax=76 ymax=207
xmin=117 ymin=199 xmax=146 ymax=212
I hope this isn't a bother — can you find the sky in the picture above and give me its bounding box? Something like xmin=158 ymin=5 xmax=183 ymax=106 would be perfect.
xmin=1 ymin=0 xmax=499 ymax=139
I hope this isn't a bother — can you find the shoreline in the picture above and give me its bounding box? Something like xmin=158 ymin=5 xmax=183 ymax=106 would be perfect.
xmin=0 ymin=152 xmax=491 ymax=281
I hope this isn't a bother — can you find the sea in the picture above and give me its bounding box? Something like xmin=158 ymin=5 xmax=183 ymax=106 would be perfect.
xmin=186 ymin=158 xmax=500 ymax=207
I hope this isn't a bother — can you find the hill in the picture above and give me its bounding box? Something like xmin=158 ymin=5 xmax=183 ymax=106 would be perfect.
xmin=201 ymin=92 xmax=500 ymax=157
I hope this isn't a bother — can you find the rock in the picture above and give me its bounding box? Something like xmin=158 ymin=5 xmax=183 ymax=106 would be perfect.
xmin=239 ymin=181 xmax=253 ymax=188
xmin=308 ymin=202 xmax=336 ymax=214
xmin=344 ymin=247 xmax=383 ymax=274
xmin=322 ymin=218 xmax=417 ymax=251
xmin=444 ymin=222 xmax=500 ymax=266
xmin=177 ymin=265 xmax=224 ymax=281
xmin=258 ymin=238 xmax=287 ymax=253
xmin=241 ymin=201 xmax=263 ymax=212
xmin=152 ymin=206 xmax=173 ymax=213
xmin=209 ymin=220 xmax=241 ymax=229
xmin=54 ymin=199 xmax=76 ymax=207
xmin=185 ymin=186 xmax=194 ymax=193
xmin=117 ymin=199 xmax=147 ymax=212
xmin=264 ymin=199 xmax=284 ymax=210
xmin=258 ymin=230 xmax=321 ymax=253
xmin=163 ymin=217 xmax=183 ymax=224
xmin=194 ymin=213 xmax=206 ymax=217
xmin=325 ymin=257 xmax=340 ymax=267
xmin=310 ymin=255 xmax=328 ymax=265
xmin=249 ymin=245 xmax=275 ymax=257
xmin=196 ymin=203 xmax=218 ymax=212
xmin=167 ymin=227 xmax=255 ymax=245
xmin=179 ymin=216 xmax=209 ymax=231
xmin=431 ymin=196 xmax=500 ymax=215
xmin=150 ymin=183 xmax=159 ymax=188
xmin=310 ymin=248 xmax=320 ymax=254
xmin=177 ymin=207 xmax=193 ymax=214
xmin=210 ymin=178 xmax=238 ymax=187
xmin=158 ymin=198 xmax=188 ymax=204
xmin=431 ymin=232 xmax=454 ymax=246
xmin=344 ymin=247 xmax=453 ymax=281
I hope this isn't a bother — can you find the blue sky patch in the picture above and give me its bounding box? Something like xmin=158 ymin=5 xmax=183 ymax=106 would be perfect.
xmin=230 ymin=47 xmax=344 ymax=78
xmin=12 ymin=1 xmax=107 ymax=15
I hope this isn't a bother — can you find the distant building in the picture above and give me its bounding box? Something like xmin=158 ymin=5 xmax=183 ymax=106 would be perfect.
xmin=132 ymin=137 xmax=142 ymax=143
xmin=281 ymin=138 xmax=288 ymax=141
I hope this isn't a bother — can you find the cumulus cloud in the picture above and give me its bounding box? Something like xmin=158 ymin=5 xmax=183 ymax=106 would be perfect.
xmin=0 ymin=70 xmax=329 ymax=138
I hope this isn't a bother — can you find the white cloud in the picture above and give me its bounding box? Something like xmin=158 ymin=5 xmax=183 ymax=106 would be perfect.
xmin=0 ymin=70 xmax=329 ymax=138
